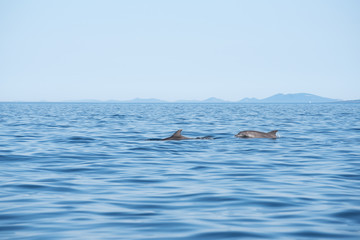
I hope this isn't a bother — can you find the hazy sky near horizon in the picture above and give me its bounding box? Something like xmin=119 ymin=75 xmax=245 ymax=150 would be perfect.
xmin=1 ymin=0 xmax=359 ymax=101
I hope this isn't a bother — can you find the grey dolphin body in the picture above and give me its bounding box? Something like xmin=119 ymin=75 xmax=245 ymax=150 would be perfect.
xmin=235 ymin=130 xmax=278 ymax=139
xmin=161 ymin=129 xmax=193 ymax=141
xmin=161 ymin=129 xmax=212 ymax=141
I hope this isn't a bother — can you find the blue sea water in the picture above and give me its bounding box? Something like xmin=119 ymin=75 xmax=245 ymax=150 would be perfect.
xmin=0 ymin=103 xmax=359 ymax=240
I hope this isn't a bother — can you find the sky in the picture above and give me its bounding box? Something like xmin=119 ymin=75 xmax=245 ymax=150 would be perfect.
xmin=0 ymin=0 xmax=359 ymax=102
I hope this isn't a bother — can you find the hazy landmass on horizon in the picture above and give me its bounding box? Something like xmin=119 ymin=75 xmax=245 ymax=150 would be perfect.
xmin=2 ymin=93 xmax=359 ymax=104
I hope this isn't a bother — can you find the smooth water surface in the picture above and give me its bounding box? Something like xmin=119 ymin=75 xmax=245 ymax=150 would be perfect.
xmin=1 ymin=103 xmax=359 ymax=239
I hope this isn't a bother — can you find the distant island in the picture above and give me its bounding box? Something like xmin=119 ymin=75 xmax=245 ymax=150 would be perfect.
xmin=5 ymin=93 xmax=359 ymax=103
xmin=97 ymin=93 xmax=345 ymax=104
xmin=238 ymin=93 xmax=340 ymax=103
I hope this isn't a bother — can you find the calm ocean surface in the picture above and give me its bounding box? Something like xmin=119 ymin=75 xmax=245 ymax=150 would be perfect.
xmin=1 ymin=103 xmax=359 ymax=240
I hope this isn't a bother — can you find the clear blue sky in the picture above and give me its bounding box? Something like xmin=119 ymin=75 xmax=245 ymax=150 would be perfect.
xmin=1 ymin=0 xmax=359 ymax=101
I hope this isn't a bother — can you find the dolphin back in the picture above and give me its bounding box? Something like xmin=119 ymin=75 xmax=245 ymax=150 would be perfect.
xmin=161 ymin=129 xmax=190 ymax=140
xmin=160 ymin=129 xmax=214 ymax=141
xmin=235 ymin=130 xmax=278 ymax=138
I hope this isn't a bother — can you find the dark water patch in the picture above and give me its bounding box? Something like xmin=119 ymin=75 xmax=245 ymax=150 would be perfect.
xmin=55 ymin=200 xmax=95 ymax=206
xmin=288 ymin=230 xmax=353 ymax=239
xmin=67 ymin=136 xmax=96 ymax=143
xmin=0 ymin=198 xmax=39 ymax=204
xmin=100 ymin=211 xmax=159 ymax=218
xmin=247 ymin=199 xmax=297 ymax=208
xmin=56 ymin=124 xmax=72 ymax=128
xmin=337 ymin=174 xmax=360 ymax=181
xmin=124 ymin=178 xmax=164 ymax=184
xmin=129 ymin=146 xmax=154 ymax=151
xmin=36 ymin=178 xmax=68 ymax=183
xmin=54 ymin=152 xmax=112 ymax=161
xmin=270 ymin=212 xmax=306 ymax=219
xmin=111 ymin=114 xmax=127 ymax=118
xmin=0 ymin=154 xmax=31 ymax=162
xmin=0 ymin=214 xmax=22 ymax=221
xmin=57 ymin=167 xmax=95 ymax=173
xmin=190 ymin=230 xmax=266 ymax=239
xmin=189 ymin=165 xmax=214 ymax=171
xmin=3 ymin=184 xmax=80 ymax=193
xmin=136 ymin=221 xmax=198 ymax=232
xmin=71 ymin=217 xmax=92 ymax=221
xmin=0 ymin=211 xmax=70 ymax=223
xmin=110 ymin=202 xmax=178 ymax=211
xmin=14 ymin=134 xmax=40 ymax=139
xmin=0 ymin=225 xmax=28 ymax=232
xmin=332 ymin=209 xmax=360 ymax=223
xmin=192 ymin=195 xmax=240 ymax=203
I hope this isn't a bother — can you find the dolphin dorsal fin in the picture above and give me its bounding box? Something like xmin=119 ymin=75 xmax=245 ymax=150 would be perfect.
xmin=171 ymin=129 xmax=183 ymax=137
xmin=268 ymin=130 xmax=278 ymax=137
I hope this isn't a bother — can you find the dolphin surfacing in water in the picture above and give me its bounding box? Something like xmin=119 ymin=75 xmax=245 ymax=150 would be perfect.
xmin=159 ymin=129 xmax=213 ymax=141
xmin=161 ymin=129 xmax=192 ymax=141
xmin=235 ymin=130 xmax=278 ymax=139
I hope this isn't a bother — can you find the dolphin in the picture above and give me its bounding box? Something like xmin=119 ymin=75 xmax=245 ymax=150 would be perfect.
xmin=161 ymin=129 xmax=192 ymax=140
xmin=160 ymin=129 xmax=213 ymax=141
xmin=235 ymin=130 xmax=278 ymax=139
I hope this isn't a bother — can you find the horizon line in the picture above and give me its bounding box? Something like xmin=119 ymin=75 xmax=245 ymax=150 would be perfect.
xmin=0 ymin=92 xmax=355 ymax=103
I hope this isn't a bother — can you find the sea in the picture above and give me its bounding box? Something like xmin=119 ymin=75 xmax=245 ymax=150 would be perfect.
xmin=0 ymin=103 xmax=359 ymax=240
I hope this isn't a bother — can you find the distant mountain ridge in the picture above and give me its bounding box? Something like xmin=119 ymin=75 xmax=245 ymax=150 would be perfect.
xmin=133 ymin=93 xmax=339 ymax=103
xmin=239 ymin=93 xmax=339 ymax=103
xmin=47 ymin=93 xmax=348 ymax=103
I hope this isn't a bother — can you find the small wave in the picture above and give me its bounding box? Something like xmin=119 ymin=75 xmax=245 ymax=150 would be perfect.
xmin=191 ymin=230 xmax=266 ymax=239
xmin=247 ymin=199 xmax=297 ymax=208
xmin=112 ymin=114 xmax=127 ymax=118
xmin=98 ymin=211 xmax=159 ymax=218
xmin=112 ymin=178 xmax=164 ymax=184
xmin=332 ymin=209 xmax=360 ymax=223
xmin=289 ymin=230 xmax=352 ymax=239
xmin=129 ymin=146 xmax=154 ymax=151
xmin=189 ymin=165 xmax=213 ymax=170
xmin=57 ymin=124 xmax=72 ymax=128
xmin=3 ymin=184 xmax=80 ymax=193
xmin=58 ymin=167 xmax=94 ymax=173
xmin=67 ymin=136 xmax=96 ymax=143
xmin=0 ymin=225 xmax=28 ymax=232
xmin=0 ymin=154 xmax=31 ymax=162
xmin=193 ymin=195 xmax=240 ymax=203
